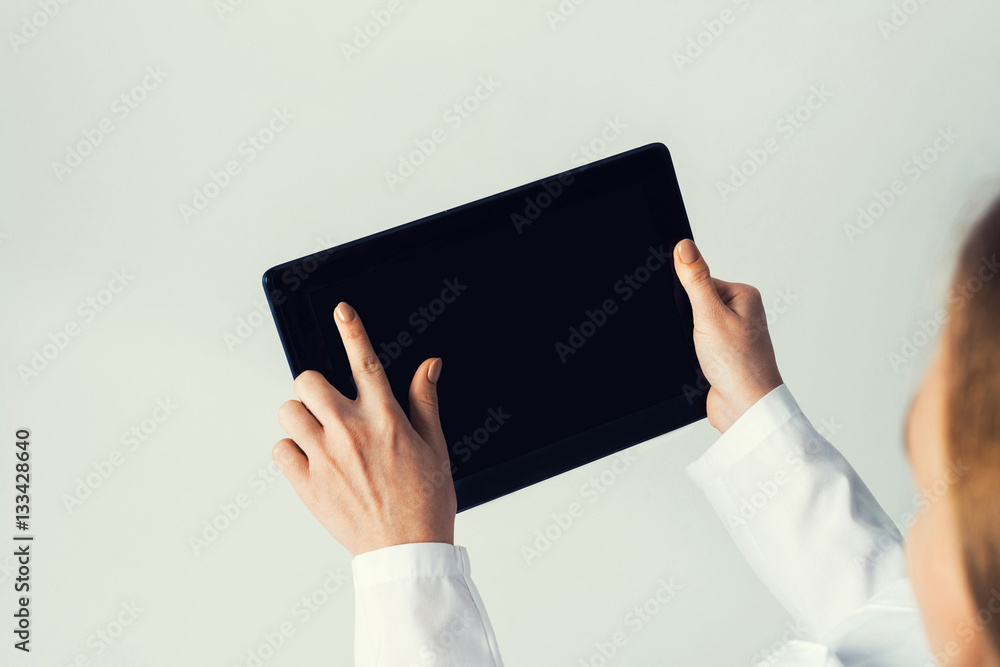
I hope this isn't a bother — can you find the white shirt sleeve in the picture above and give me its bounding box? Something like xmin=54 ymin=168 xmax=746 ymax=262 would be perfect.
xmin=352 ymin=542 xmax=503 ymax=667
xmin=686 ymin=384 xmax=933 ymax=666
xmin=350 ymin=384 xmax=933 ymax=666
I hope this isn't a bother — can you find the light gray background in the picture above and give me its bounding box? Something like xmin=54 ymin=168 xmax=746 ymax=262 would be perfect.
xmin=2 ymin=1 xmax=1000 ymax=665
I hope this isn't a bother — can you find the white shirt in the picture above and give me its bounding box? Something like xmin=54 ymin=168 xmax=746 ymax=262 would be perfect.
xmin=350 ymin=385 xmax=933 ymax=666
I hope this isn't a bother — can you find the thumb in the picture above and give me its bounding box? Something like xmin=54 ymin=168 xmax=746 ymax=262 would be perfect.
xmin=673 ymin=239 xmax=725 ymax=326
xmin=408 ymin=357 xmax=447 ymax=454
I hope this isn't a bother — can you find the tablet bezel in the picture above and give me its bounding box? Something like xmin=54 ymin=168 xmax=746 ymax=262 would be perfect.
xmin=263 ymin=143 xmax=706 ymax=511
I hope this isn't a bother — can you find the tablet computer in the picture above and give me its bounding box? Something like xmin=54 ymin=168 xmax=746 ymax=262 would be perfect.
xmin=263 ymin=143 xmax=706 ymax=511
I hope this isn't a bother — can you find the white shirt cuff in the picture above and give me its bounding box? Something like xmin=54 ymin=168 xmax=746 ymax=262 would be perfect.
xmin=685 ymin=383 xmax=800 ymax=483
xmin=351 ymin=542 xmax=504 ymax=666
xmin=352 ymin=542 xmax=472 ymax=590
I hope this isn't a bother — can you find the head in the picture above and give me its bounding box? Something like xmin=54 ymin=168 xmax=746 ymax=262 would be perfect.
xmin=905 ymin=195 xmax=1000 ymax=667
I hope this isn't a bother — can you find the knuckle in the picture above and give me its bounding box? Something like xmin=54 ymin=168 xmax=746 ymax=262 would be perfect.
xmin=273 ymin=439 xmax=307 ymax=475
xmin=278 ymin=399 xmax=300 ymax=422
xmin=367 ymin=407 xmax=406 ymax=446
xmin=743 ymin=301 xmax=769 ymax=330
xmin=413 ymin=393 xmax=439 ymax=416
xmin=294 ymin=369 xmax=323 ymax=393
xmin=746 ymin=311 xmax=769 ymax=335
xmin=380 ymin=414 xmax=403 ymax=442
xmin=272 ymin=439 xmax=293 ymax=464
xmin=357 ymin=353 xmax=385 ymax=377
xmin=689 ymin=268 xmax=713 ymax=288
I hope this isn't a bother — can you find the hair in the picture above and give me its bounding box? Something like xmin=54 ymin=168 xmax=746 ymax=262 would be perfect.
xmin=947 ymin=193 xmax=1000 ymax=655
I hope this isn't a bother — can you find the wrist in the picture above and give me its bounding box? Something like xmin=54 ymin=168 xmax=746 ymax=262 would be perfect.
xmin=354 ymin=527 xmax=455 ymax=557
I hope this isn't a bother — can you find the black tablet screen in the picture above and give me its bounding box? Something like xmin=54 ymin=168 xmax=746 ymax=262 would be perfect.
xmin=264 ymin=144 xmax=705 ymax=510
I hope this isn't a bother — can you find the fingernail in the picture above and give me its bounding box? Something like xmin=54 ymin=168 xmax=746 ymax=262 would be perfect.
xmin=427 ymin=358 xmax=442 ymax=384
xmin=335 ymin=302 xmax=356 ymax=323
xmin=678 ymin=239 xmax=700 ymax=264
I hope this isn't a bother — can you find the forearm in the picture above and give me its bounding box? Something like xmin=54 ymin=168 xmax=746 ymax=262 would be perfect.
xmin=686 ymin=385 xmax=906 ymax=638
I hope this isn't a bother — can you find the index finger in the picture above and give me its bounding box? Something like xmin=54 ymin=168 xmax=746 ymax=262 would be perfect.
xmin=333 ymin=302 xmax=394 ymax=403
